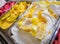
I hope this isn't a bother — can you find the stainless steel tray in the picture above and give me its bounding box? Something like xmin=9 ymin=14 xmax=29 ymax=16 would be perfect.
xmin=50 ymin=17 xmax=60 ymax=44
xmin=0 ymin=28 xmax=15 ymax=44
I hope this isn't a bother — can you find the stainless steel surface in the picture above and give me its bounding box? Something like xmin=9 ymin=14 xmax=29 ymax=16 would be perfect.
xmin=0 ymin=29 xmax=15 ymax=44
xmin=49 ymin=17 xmax=60 ymax=44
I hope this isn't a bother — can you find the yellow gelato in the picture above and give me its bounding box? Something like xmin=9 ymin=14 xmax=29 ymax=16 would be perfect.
xmin=0 ymin=2 xmax=31 ymax=30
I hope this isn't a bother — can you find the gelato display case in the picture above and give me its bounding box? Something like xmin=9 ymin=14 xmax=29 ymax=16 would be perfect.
xmin=0 ymin=0 xmax=60 ymax=44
